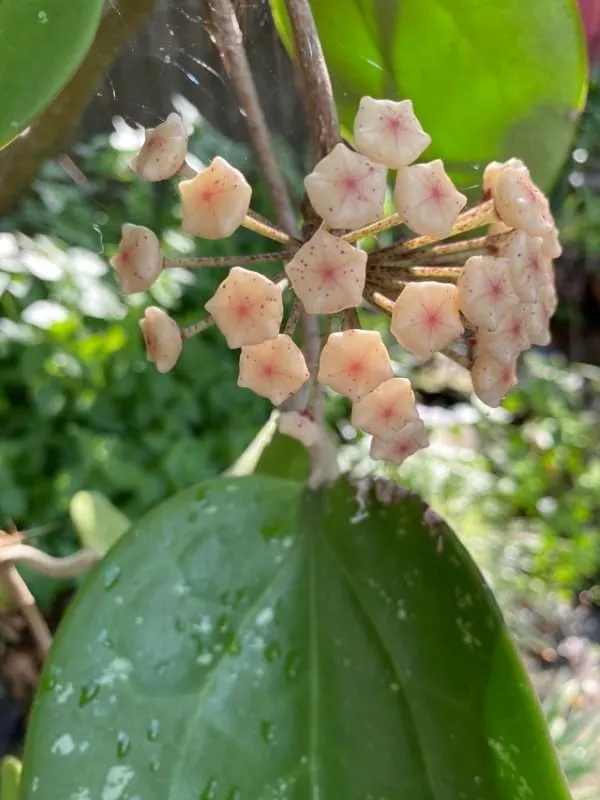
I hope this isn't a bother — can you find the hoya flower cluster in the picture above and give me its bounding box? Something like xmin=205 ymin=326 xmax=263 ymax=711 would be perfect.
xmin=109 ymin=97 xmax=561 ymax=466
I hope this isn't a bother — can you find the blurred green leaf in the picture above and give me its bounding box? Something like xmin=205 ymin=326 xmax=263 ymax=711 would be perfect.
xmin=69 ymin=490 xmax=130 ymax=556
xmin=0 ymin=0 xmax=103 ymax=148
xmin=271 ymin=0 xmax=587 ymax=189
xmin=23 ymin=476 xmax=570 ymax=799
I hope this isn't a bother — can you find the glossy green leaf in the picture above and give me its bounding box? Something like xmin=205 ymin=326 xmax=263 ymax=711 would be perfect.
xmin=69 ymin=490 xmax=131 ymax=557
xmin=0 ymin=0 xmax=104 ymax=148
xmin=21 ymin=476 xmax=570 ymax=798
xmin=271 ymin=0 xmax=587 ymax=189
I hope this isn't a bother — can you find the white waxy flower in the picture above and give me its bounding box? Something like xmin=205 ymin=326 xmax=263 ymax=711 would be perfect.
xmin=541 ymin=226 xmax=563 ymax=259
xmin=482 ymin=158 xmax=525 ymax=197
xmin=110 ymin=224 xmax=163 ymax=294
xmin=278 ymin=411 xmax=320 ymax=448
xmin=505 ymin=231 xmax=551 ymax=302
xmin=474 ymin=307 xmax=530 ymax=364
xmin=390 ymin=282 xmax=463 ymax=360
xmin=139 ymin=307 xmax=182 ymax=373
xmin=351 ymin=377 xmax=419 ymax=440
xmin=457 ymin=256 xmax=518 ymax=331
xmin=130 ymin=113 xmax=188 ymax=182
xmin=522 ymin=301 xmax=551 ymax=346
xmin=470 ymin=356 xmax=518 ymax=407
xmin=304 ymin=143 xmax=387 ymax=229
xmin=179 ymin=156 xmax=252 ymax=239
xmin=284 ymin=229 xmax=367 ymax=314
xmin=394 ymin=160 xmax=467 ymax=237
xmin=238 ymin=334 xmax=309 ymax=406
xmin=353 ymin=96 xmax=431 ymax=168
xmin=204 ymin=267 xmax=283 ymax=349
xmin=318 ymin=329 xmax=393 ymax=402
xmin=494 ymin=164 xmax=553 ymax=237
xmin=370 ymin=420 xmax=429 ymax=465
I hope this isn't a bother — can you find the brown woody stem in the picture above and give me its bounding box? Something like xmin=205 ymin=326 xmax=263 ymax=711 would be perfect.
xmin=284 ymin=298 xmax=302 ymax=336
xmin=284 ymin=0 xmax=339 ymax=159
xmin=206 ymin=0 xmax=297 ymax=235
xmin=370 ymin=266 xmax=461 ymax=283
xmin=343 ymin=213 xmax=404 ymax=244
xmin=1 ymin=564 xmax=52 ymax=656
xmin=165 ymin=251 xmax=288 ymax=269
xmin=181 ymin=318 xmax=215 ymax=339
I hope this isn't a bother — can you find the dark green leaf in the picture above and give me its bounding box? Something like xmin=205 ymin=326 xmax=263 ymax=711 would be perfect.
xmin=21 ymin=476 xmax=570 ymax=798
xmin=0 ymin=0 xmax=104 ymax=148
xmin=271 ymin=0 xmax=587 ymax=189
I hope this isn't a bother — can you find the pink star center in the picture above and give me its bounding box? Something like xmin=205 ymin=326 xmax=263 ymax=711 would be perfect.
xmin=394 ymin=441 xmax=413 ymax=457
xmin=379 ymin=404 xmax=396 ymax=422
xmin=487 ymin=279 xmax=504 ymax=302
xmin=200 ymin=188 xmax=217 ymax=207
xmin=427 ymin=181 xmax=446 ymax=205
xmin=501 ymin=367 xmax=513 ymax=385
xmin=260 ymin=361 xmax=278 ymax=380
xmin=423 ymin=307 xmax=441 ymax=331
xmin=347 ymin=358 xmax=366 ymax=379
xmin=232 ymin=300 xmax=253 ymax=321
xmin=509 ymin=319 xmax=523 ymax=339
xmin=318 ymin=263 xmax=339 ymax=285
xmin=119 ymin=247 xmax=133 ymax=265
xmin=527 ymin=255 xmax=541 ymax=274
xmin=383 ymin=115 xmax=405 ymax=136
xmin=145 ymin=135 xmax=164 ymax=152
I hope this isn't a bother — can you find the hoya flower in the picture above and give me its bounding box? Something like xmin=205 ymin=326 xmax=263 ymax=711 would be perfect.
xmin=304 ymin=143 xmax=387 ymax=229
xmin=390 ymin=282 xmax=463 ymax=360
xmin=370 ymin=420 xmax=429 ymax=465
xmin=205 ymin=267 xmax=283 ymax=348
xmin=238 ymin=334 xmax=309 ymax=406
xmin=541 ymin=226 xmax=563 ymax=259
xmin=457 ymin=256 xmax=518 ymax=331
xmin=284 ymin=229 xmax=367 ymax=314
xmin=278 ymin=410 xmax=320 ymax=448
xmin=353 ymin=97 xmax=431 ymax=168
xmin=179 ymin=156 xmax=252 ymax=239
xmin=474 ymin=307 xmax=530 ymax=364
xmin=505 ymin=231 xmax=551 ymax=302
xmin=318 ymin=329 xmax=393 ymax=402
xmin=394 ymin=160 xmax=467 ymax=237
xmin=351 ymin=377 xmax=419 ymax=440
xmin=470 ymin=356 xmax=518 ymax=407
xmin=110 ymin=224 xmax=163 ymax=294
xmin=130 ymin=113 xmax=188 ymax=182
xmin=139 ymin=307 xmax=182 ymax=373
xmin=494 ymin=164 xmax=553 ymax=238
xmin=482 ymin=158 xmax=525 ymax=197
xmin=522 ymin=301 xmax=551 ymax=346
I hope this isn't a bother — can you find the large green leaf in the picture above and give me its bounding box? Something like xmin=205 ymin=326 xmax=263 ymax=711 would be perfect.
xmin=21 ymin=475 xmax=570 ymax=798
xmin=271 ymin=0 xmax=587 ymax=190
xmin=0 ymin=0 xmax=104 ymax=148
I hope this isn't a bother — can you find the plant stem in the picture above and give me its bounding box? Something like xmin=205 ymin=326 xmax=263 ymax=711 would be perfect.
xmin=366 ymin=290 xmax=395 ymax=315
xmin=0 ymin=564 xmax=52 ymax=656
xmin=242 ymin=213 xmax=294 ymax=244
xmin=206 ymin=0 xmax=297 ymax=236
xmin=440 ymin=347 xmax=472 ymax=370
xmin=343 ymin=213 xmax=404 ymax=244
xmin=370 ymin=200 xmax=498 ymax=260
xmin=0 ymin=544 xmax=99 ymax=577
xmin=340 ymin=308 xmax=361 ymax=330
xmin=371 ymin=231 xmax=513 ymax=267
xmin=181 ymin=317 xmax=215 ymax=339
xmin=284 ymin=0 xmax=339 ymax=159
xmin=165 ymin=251 xmax=288 ymax=269
xmin=284 ymin=298 xmax=302 ymax=336
xmin=370 ymin=266 xmax=462 ymax=282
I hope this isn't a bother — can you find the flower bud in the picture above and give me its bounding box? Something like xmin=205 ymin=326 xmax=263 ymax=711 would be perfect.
xmin=394 ymin=160 xmax=467 ymax=237
xmin=139 ymin=306 xmax=182 ymax=373
xmin=279 ymin=411 xmax=320 ymax=448
xmin=505 ymin=231 xmax=551 ymax=302
xmin=494 ymin=164 xmax=553 ymax=237
xmin=351 ymin=377 xmax=419 ymax=440
xmin=284 ymin=229 xmax=367 ymax=314
xmin=483 ymin=158 xmax=525 ymax=197
xmin=457 ymin=256 xmax=518 ymax=331
xmin=304 ymin=143 xmax=387 ymax=229
xmin=370 ymin=420 xmax=429 ymax=465
xmin=470 ymin=356 xmax=517 ymax=407
xmin=205 ymin=267 xmax=283 ymax=348
xmin=179 ymin=156 xmax=252 ymax=239
xmin=130 ymin=113 xmax=188 ymax=182
xmin=318 ymin=329 xmax=393 ymax=402
xmin=110 ymin=224 xmax=163 ymax=294
xmin=353 ymin=97 xmax=431 ymax=168
xmin=238 ymin=334 xmax=309 ymax=406
xmin=390 ymin=282 xmax=463 ymax=360
xmin=474 ymin=307 xmax=530 ymax=364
